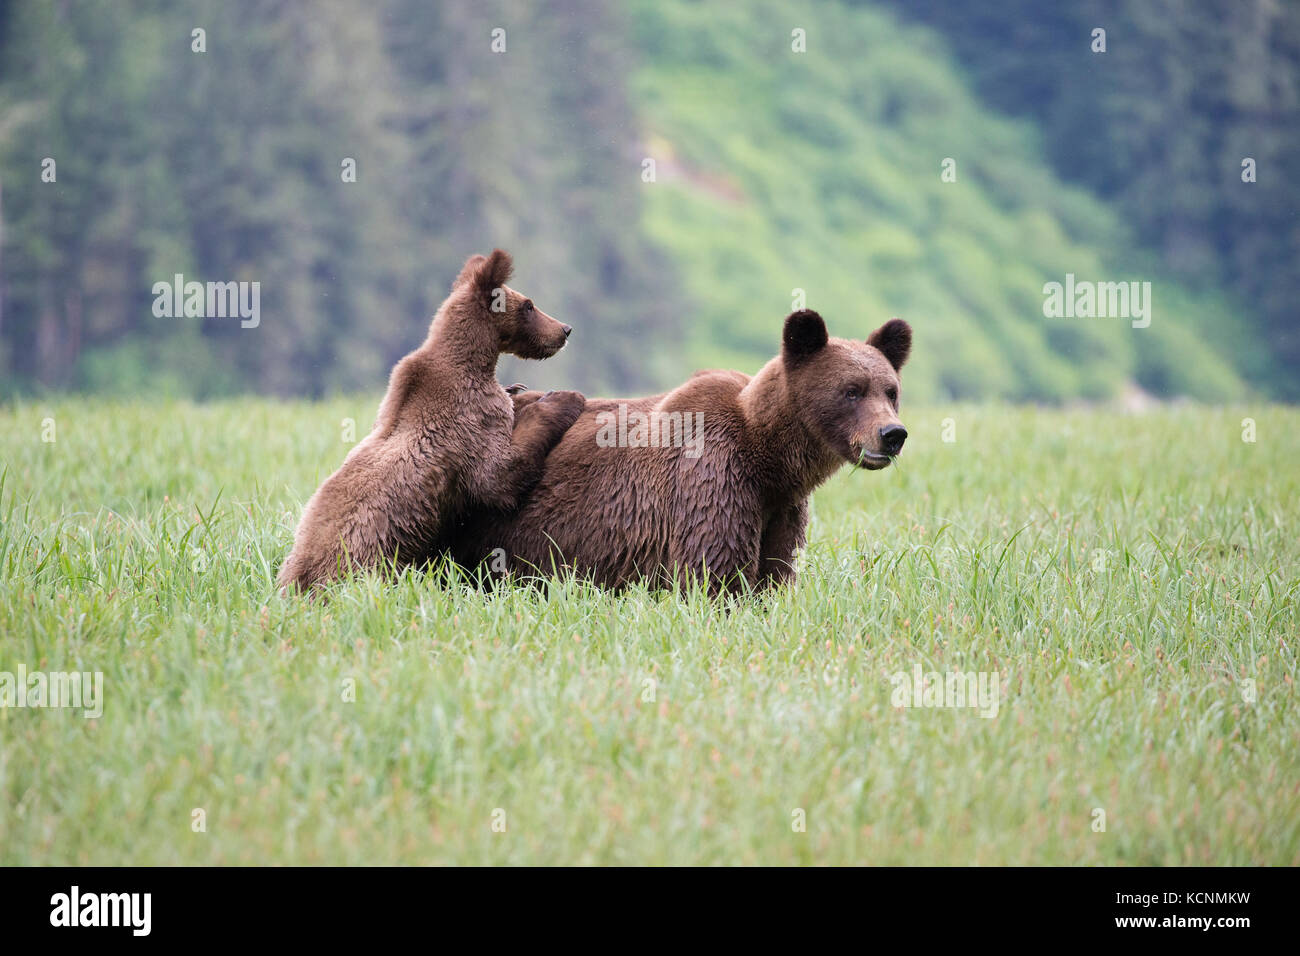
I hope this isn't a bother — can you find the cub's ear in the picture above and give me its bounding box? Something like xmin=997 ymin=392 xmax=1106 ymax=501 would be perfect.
xmin=453 ymin=254 xmax=487 ymax=291
xmin=454 ymin=249 xmax=515 ymax=299
xmin=867 ymin=318 xmax=911 ymax=371
xmin=478 ymin=248 xmax=514 ymax=292
xmin=782 ymin=309 xmax=828 ymax=363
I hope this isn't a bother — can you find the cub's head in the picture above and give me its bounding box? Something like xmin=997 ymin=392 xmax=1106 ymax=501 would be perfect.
xmin=453 ymin=249 xmax=572 ymax=359
xmin=781 ymin=309 xmax=911 ymax=470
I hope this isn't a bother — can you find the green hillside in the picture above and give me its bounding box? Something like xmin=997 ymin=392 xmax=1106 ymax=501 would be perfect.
xmin=0 ymin=0 xmax=1280 ymax=401
xmin=629 ymin=0 xmax=1254 ymax=401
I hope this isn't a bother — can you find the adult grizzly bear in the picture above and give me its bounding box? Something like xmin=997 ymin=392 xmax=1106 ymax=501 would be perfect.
xmin=278 ymin=249 xmax=585 ymax=592
xmin=448 ymin=309 xmax=911 ymax=593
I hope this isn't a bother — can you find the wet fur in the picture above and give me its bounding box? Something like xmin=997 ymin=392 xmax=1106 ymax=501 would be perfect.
xmin=448 ymin=311 xmax=911 ymax=594
xmin=278 ymin=250 xmax=585 ymax=592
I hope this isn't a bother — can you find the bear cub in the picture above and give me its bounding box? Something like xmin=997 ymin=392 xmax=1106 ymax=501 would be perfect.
xmin=278 ymin=249 xmax=584 ymax=592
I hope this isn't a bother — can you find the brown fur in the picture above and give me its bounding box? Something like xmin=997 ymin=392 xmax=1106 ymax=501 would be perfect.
xmin=448 ymin=310 xmax=911 ymax=594
xmin=278 ymin=250 xmax=585 ymax=592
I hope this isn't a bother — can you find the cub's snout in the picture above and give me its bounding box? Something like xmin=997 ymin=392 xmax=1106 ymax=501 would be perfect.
xmin=515 ymin=301 xmax=572 ymax=359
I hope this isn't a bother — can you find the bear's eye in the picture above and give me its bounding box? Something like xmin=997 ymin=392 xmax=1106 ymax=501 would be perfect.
xmin=844 ymin=386 xmax=861 ymax=402
xmin=522 ymin=300 xmax=535 ymax=313
xmin=885 ymin=386 xmax=898 ymax=403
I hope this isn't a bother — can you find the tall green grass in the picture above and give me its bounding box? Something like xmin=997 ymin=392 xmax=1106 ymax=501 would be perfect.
xmin=0 ymin=398 xmax=1295 ymax=864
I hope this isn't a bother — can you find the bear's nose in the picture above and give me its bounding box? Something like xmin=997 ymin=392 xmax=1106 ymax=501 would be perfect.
xmin=561 ymin=324 xmax=573 ymax=337
xmin=879 ymin=424 xmax=907 ymax=455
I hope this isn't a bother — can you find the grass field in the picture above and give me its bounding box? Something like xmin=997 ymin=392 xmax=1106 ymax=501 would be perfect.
xmin=0 ymin=398 xmax=1296 ymax=865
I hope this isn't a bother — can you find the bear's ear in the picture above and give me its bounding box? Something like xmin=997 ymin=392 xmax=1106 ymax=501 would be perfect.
xmin=453 ymin=254 xmax=487 ymax=291
xmin=782 ymin=309 xmax=828 ymax=363
xmin=454 ymin=249 xmax=515 ymax=299
xmin=867 ymin=318 xmax=911 ymax=371
xmin=478 ymin=248 xmax=514 ymax=292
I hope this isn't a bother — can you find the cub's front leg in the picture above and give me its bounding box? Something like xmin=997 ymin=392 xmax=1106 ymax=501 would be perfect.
xmin=473 ymin=389 xmax=585 ymax=511
xmin=507 ymin=387 xmax=546 ymax=416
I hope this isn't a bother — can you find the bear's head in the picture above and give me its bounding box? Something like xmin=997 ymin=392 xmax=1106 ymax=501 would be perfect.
xmin=453 ymin=249 xmax=573 ymax=359
xmin=781 ymin=309 xmax=911 ymax=470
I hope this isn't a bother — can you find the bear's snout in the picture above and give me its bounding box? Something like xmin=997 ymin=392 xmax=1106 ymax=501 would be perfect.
xmin=879 ymin=424 xmax=907 ymax=456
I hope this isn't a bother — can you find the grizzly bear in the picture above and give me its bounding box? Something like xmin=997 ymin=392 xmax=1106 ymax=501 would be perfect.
xmin=447 ymin=310 xmax=911 ymax=593
xmin=277 ymin=249 xmax=585 ymax=592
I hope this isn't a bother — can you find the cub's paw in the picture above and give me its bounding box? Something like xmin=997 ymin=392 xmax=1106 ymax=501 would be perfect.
xmin=537 ymin=389 xmax=586 ymax=429
xmin=504 ymin=382 xmax=529 ymax=395
xmin=510 ymin=389 xmax=547 ymax=418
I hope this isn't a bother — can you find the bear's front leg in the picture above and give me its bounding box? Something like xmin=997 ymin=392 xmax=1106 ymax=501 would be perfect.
xmin=756 ymin=499 xmax=810 ymax=590
xmin=473 ymin=389 xmax=585 ymax=512
xmin=670 ymin=489 xmax=764 ymax=597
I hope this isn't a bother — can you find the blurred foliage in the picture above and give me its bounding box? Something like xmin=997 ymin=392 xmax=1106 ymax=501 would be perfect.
xmin=630 ymin=0 xmax=1265 ymax=401
xmin=876 ymin=0 xmax=1300 ymax=398
xmin=0 ymin=0 xmax=1290 ymax=401
xmin=0 ymin=0 xmax=681 ymax=398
